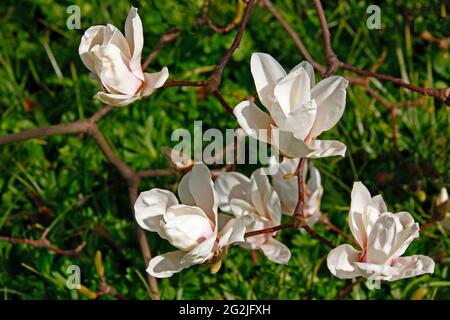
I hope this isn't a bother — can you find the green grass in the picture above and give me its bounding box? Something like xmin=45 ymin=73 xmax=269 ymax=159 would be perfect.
xmin=0 ymin=0 xmax=449 ymax=300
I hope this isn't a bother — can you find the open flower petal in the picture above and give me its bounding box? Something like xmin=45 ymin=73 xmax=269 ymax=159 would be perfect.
xmin=309 ymin=76 xmax=348 ymax=137
xmin=327 ymin=244 xmax=361 ymax=279
xmin=134 ymin=188 xmax=178 ymax=232
xmin=147 ymin=250 xmax=187 ymax=278
xmin=250 ymin=52 xmax=287 ymax=109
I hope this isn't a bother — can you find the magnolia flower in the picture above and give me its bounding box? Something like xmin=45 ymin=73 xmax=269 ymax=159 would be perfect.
xmin=271 ymin=158 xmax=323 ymax=225
xmin=215 ymin=168 xmax=291 ymax=264
xmin=327 ymin=182 xmax=435 ymax=281
xmin=134 ymin=163 xmax=245 ymax=278
xmin=79 ymin=7 xmax=168 ymax=107
xmin=234 ymin=53 xmax=348 ymax=158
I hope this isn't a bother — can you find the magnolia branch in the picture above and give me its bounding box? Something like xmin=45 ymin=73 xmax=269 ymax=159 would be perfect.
xmin=0 ymin=228 xmax=85 ymax=257
xmin=197 ymin=0 xmax=244 ymax=33
xmin=312 ymin=0 xmax=449 ymax=104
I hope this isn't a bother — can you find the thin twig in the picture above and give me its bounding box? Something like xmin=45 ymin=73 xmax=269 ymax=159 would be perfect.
xmin=337 ymin=278 xmax=364 ymax=300
xmin=143 ymin=28 xmax=180 ymax=70
xmin=0 ymin=229 xmax=85 ymax=257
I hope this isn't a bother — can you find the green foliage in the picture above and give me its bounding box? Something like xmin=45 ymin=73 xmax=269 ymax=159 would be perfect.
xmin=0 ymin=0 xmax=449 ymax=300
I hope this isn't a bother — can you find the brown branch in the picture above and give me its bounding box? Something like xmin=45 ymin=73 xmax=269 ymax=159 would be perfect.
xmin=313 ymin=0 xmax=339 ymax=76
xmin=244 ymin=221 xmax=295 ymax=237
xmin=207 ymin=0 xmax=255 ymax=94
xmin=337 ymin=277 xmax=364 ymax=300
xmin=197 ymin=0 xmax=243 ymax=33
xmin=128 ymin=178 xmax=160 ymax=300
xmin=0 ymin=228 xmax=85 ymax=257
xmin=163 ymin=80 xmax=207 ymax=87
xmin=143 ymin=28 xmax=180 ymax=70
xmin=421 ymin=31 xmax=450 ymax=50
xmin=137 ymin=169 xmax=176 ymax=178
xmin=96 ymin=281 xmax=128 ymax=300
xmin=260 ymin=0 xmax=325 ymax=74
xmin=319 ymin=214 xmax=358 ymax=247
xmin=302 ymin=224 xmax=335 ymax=249
xmin=293 ymin=158 xmax=306 ymax=219
xmin=212 ymin=90 xmax=233 ymax=113
xmin=312 ymin=0 xmax=450 ymax=104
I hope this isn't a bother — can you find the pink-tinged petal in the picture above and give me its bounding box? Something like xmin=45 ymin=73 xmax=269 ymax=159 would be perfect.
xmin=124 ymin=6 xmax=145 ymax=80
xmin=218 ymin=216 xmax=246 ymax=247
xmin=305 ymin=139 xmax=346 ymax=159
xmin=274 ymin=67 xmax=311 ymax=115
xmin=181 ymin=231 xmax=217 ymax=265
xmin=79 ymin=26 xmax=106 ymax=72
xmin=327 ymin=244 xmax=361 ymax=279
xmin=178 ymin=163 xmax=217 ymax=223
xmin=388 ymin=255 xmax=435 ymax=281
xmin=366 ymin=214 xmax=397 ymax=265
xmin=140 ymin=68 xmax=169 ymax=97
xmin=146 ymin=250 xmax=187 ymax=278
xmin=234 ymin=100 xmax=272 ymax=143
xmin=270 ymin=100 xmax=317 ymax=141
xmin=309 ymin=76 xmax=348 ymax=138
xmin=134 ymin=188 xmax=178 ymax=232
xmin=250 ymin=52 xmax=287 ymax=109
xmin=94 ymin=91 xmax=139 ymax=106
xmin=349 ymin=182 xmax=372 ymax=248
xmin=290 ymin=61 xmax=315 ymax=89
xmin=270 ymin=126 xmax=315 ymax=158
xmin=214 ymin=172 xmax=251 ymax=213
xmin=250 ymin=168 xmax=282 ymax=225
xmin=161 ymin=204 xmax=214 ymax=251
xmin=242 ymin=214 xmax=271 ymax=248
xmin=260 ymin=238 xmax=291 ymax=264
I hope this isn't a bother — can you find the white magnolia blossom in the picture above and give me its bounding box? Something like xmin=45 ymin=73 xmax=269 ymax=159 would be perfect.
xmin=327 ymin=182 xmax=435 ymax=281
xmin=272 ymin=158 xmax=323 ymax=225
xmin=215 ymin=169 xmax=291 ymax=264
xmin=134 ymin=163 xmax=246 ymax=278
xmin=234 ymin=52 xmax=348 ymax=159
xmin=79 ymin=7 xmax=168 ymax=107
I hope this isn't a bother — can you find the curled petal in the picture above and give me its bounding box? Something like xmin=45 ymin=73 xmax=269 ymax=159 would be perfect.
xmin=388 ymin=255 xmax=435 ymax=281
xmin=79 ymin=26 xmax=106 ymax=72
xmin=234 ymin=100 xmax=272 ymax=143
xmin=146 ymin=250 xmax=187 ymax=278
xmin=260 ymin=238 xmax=291 ymax=264
xmin=134 ymin=188 xmax=178 ymax=232
xmin=218 ymin=216 xmax=246 ymax=247
xmin=140 ymin=68 xmax=169 ymax=97
xmin=94 ymin=92 xmax=139 ymax=106
xmin=305 ymin=139 xmax=347 ymax=159
xmin=366 ymin=214 xmax=398 ymax=265
xmin=327 ymin=244 xmax=361 ymax=279
xmin=161 ymin=204 xmax=214 ymax=251
xmin=181 ymin=231 xmax=217 ymax=266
